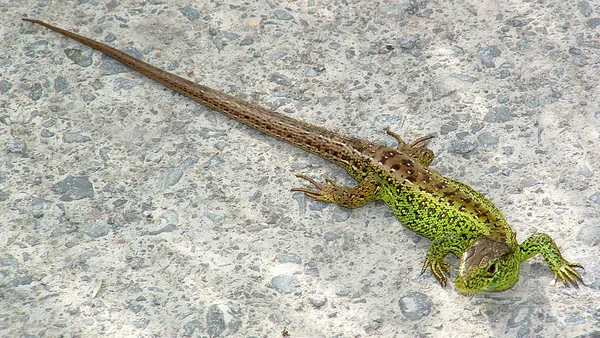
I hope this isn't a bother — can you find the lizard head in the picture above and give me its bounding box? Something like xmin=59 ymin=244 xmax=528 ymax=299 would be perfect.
xmin=455 ymin=236 xmax=520 ymax=293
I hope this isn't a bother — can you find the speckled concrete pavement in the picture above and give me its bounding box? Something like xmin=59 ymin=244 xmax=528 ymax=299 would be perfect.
xmin=2 ymin=1 xmax=600 ymax=337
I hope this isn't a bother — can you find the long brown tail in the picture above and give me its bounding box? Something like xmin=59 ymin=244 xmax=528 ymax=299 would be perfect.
xmin=22 ymin=18 xmax=364 ymax=168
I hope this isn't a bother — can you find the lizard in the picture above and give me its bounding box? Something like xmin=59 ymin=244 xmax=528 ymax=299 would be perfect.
xmin=22 ymin=18 xmax=584 ymax=293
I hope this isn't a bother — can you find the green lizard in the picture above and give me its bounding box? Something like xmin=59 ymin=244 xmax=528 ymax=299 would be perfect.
xmin=22 ymin=18 xmax=584 ymax=293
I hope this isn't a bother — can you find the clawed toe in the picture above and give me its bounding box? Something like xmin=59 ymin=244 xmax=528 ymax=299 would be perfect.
xmin=554 ymin=262 xmax=585 ymax=288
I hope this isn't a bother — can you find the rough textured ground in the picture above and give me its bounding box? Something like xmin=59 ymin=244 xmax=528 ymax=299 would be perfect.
xmin=2 ymin=0 xmax=600 ymax=337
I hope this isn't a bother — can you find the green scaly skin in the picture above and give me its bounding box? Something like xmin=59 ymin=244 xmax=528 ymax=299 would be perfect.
xmin=294 ymin=134 xmax=584 ymax=293
xmin=23 ymin=18 xmax=584 ymax=293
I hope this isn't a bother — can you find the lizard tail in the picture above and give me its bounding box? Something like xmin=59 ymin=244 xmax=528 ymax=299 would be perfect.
xmin=23 ymin=18 xmax=362 ymax=167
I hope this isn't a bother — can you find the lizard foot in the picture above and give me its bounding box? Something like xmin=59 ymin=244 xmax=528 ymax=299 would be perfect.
xmin=386 ymin=129 xmax=435 ymax=167
xmin=553 ymin=260 xmax=584 ymax=288
xmin=421 ymin=258 xmax=451 ymax=287
xmin=291 ymin=174 xmax=339 ymax=203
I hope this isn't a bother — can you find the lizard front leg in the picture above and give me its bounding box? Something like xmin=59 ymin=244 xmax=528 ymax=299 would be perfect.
xmin=421 ymin=231 xmax=463 ymax=287
xmin=291 ymin=172 xmax=383 ymax=208
xmin=518 ymin=233 xmax=584 ymax=287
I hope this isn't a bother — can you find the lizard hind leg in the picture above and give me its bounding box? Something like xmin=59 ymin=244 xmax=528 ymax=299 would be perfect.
xmin=386 ymin=129 xmax=435 ymax=167
xmin=291 ymin=172 xmax=383 ymax=208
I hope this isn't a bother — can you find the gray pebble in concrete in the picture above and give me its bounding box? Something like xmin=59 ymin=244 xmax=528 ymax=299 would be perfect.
xmin=308 ymin=293 xmax=327 ymax=308
xmin=51 ymin=176 xmax=94 ymax=201
xmin=478 ymin=45 xmax=501 ymax=68
xmin=269 ymin=275 xmax=299 ymax=294
xmin=398 ymin=291 xmax=433 ymax=321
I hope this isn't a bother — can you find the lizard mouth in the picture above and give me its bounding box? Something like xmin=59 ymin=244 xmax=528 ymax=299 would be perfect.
xmin=454 ymin=275 xmax=475 ymax=294
xmin=455 ymin=258 xmax=483 ymax=293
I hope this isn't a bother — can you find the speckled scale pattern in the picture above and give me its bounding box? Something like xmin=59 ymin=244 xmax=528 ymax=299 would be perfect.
xmin=358 ymin=142 xmax=513 ymax=244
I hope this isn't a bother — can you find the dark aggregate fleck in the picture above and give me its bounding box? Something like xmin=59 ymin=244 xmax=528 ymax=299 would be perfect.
xmin=63 ymin=132 xmax=91 ymax=143
xmin=440 ymin=122 xmax=458 ymax=135
xmin=450 ymin=73 xmax=478 ymax=83
xmin=183 ymin=318 xmax=203 ymax=337
xmin=452 ymin=137 xmax=477 ymax=154
xmin=268 ymin=73 xmax=292 ymax=86
xmin=324 ymin=231 xmax=341 ymax=242
xmin=28 ymin=82 xmax=42 ymax=101
xmin=506 ymin=303 xmax=535 ymax=338
xmin=331 ymin=206 xmax=352 ymax=222
xmin=51 ymin=176 xmax=94 ymax=201
xmin=0 ymin=313 xmax=9 ymax=330
xmin=477 ymin=132 xmax=499 ymax=147
xmin=586 ymin=18 xmax=600 ymax=29
xmin=64 ymin=48 xmax=93 ymax=67
xmin=398 ymin=291 xmax=433 ymax=320
xmin=380 ymin=3 xmax=406 ymax=20
xmin=579 ymin=165 xmax=593 ymax=178
xmin=67 ymin=305 xmax=80 ymax=315
xmin=509 ymin=17 xmax=533 ymax=27
xmin=206 ymin=304 xmax=242 ymax=338
xmin=335 ymin=286 xmax=350 ymax=296
xmin=90 ymin=299 xmax=104 ymax=308
xmin=0 ymin=79 xmax=12 ymax=93
xmin=274 ymin=10 xmax=293 ymax=20
xmin=41 ymin=129 xmax=55 ymax=138
xmin=502 ymin=146 xmax=514 ymax=155
xmin=82 ymin=93 xmax=97 ymax=102
xmin=517 ymin=38 xmax=534 ymax=52
xmin=105 ymin=32 xmax=117 ymax=43
xmin=160 ymin=157 xmax=198 ymax=188
xmin=374 ymin=114 xmax=404 ymax=123
xmin=11 ymin=275 xmax=33 ymax=287
xmin=577 ymin=1 xmax=593 ymax=17
xmin=145 ymin=224 xmax=177 ymax=236
xmin=275 ymin=253 xmax=302 ymax=264
xmin=209 ymin=30 xmax=240 ymax=51
xmin=478 ymin=45 xmax=501 ymax=68
xmin=81 ymin=222 xmax=109 ymax=238
xmin=133 ymin=317 xmax=150 ymax=329
xmin=114 ymin=77 xmax=139 ymax=90
xmin=589 ymin=191 xmax=600 ymax=204
xmin=470 ymin=123 xmax=484 ymax=134
xmin=520 ymin=176 xmax=539 ymax=188
xmin=576 ymin=221 xmax=600 ymax=247
xmin=1 ymin=190 xmax=11 ymax=201
xmin=239 ymin=36 xmax=254 ymax=46
xmin=54 ymin=76 xmax=68 ymax=92
xmin=305 ymin=266 xmax=320 ymax=277
xmin=431 ymin=82 xmax=455 ymax=101
xmin=5 ymin=139 xmax=26 ymax=153
xmin=484 ymin=106 xmax=513 ymax=123
xmin=206 ymin=305 xmax=226 ymax=338
xmin=496 ymin=94 xmax=510 ymax=104
xmin=179 ymin=5 xmax=200 ymax=21
xmin=128 ymin=301 xmax=144 ymax=314
xmin=399 ymin=34 xmax=420 ymax=50
xmin=1 ymin=254 xmax=18 ymax=267
xmin=308 ymin=293 xmax=327 ymax=308
xmin=507 ymin=162 xmax=524 ymax=169
xmin=268 ymin=275 xmax=298 ymax=293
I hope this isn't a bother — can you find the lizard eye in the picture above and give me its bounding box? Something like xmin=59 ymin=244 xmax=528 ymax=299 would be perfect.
xmin=487 ymin=263 xmax=498 ymax=275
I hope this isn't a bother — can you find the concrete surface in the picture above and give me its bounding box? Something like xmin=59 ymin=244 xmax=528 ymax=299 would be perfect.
xmin=2 ymin=0 xmax=600 ymax=337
